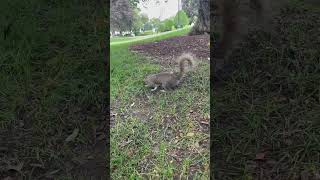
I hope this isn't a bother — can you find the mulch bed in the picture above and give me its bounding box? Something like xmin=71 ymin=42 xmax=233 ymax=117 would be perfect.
xmin=129 ymin=34 xmax=210 ymax=65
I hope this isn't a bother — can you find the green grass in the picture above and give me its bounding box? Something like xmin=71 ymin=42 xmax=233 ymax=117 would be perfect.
xmin=110 ymin=36 xmax=139 ymax=43
xmin=110 ymin=26 xmax=191 ymax=45
xmin=0 ymin=0 xmax=105 ymax=178
xmin=110 ymin=27 xmax=210 ymax=178
xmin=213 ymin=2 xmax=320 ymax=179
xmin=110 ymin=45 xmax=159 ymax=101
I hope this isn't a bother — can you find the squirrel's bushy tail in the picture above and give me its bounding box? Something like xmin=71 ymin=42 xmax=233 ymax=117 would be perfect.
xmin=177 ymin=53 xmax=195 ymax=78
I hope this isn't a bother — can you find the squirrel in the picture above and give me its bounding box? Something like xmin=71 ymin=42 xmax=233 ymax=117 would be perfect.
xmin=144 ymin=53 xmax=195 ymax=92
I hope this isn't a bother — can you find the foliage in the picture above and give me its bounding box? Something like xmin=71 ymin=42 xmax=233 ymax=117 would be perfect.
xmin=182 ymin=0 xmax=199 ymax=24
xmin=174 ymin=10 xmax=190 ymax=28
xmin=150 ymin=18 xmax=161 ymax=30
xmin=143 ymin=21 xmax=153 ymax=31
xmin=140 ymin=13 xmax=149 ymax=24
xmin=111 ymin=0 xmax=134 ymax=32
xmin=132 ymin=10 xmax=155 ymax=35
xmin=129 ymin=0 xmax=140 ymax=7
xmin=139 ymin=30 xmax=154 ymax=36
xmin=158 ymin=23 xmax=166 ymax=32
xmin=140 ymin=13 xmax=150 ymax=31
xmin=165 ymin=19 xmax=174 ymax=31
xmin=132 ymin=8 xmax=144 ymax=35
xmin=158 ymin=19 xmax=174 ymax=32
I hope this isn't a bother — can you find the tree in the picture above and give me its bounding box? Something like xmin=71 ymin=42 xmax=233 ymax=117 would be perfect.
xmin=158 ymin=23 xmax=165 ymax=32
xmin=139 ymin=14 xmax=150 ymax=31
xmin=129 ymin=0 xmax=140 ymax=7
xmin=132 ymin=8 xmax=143 ymax=35
xmin=163 ymin=19 xmax=174 ymax=31
xmin=158 ymin=18 xmax=174 ymax=32
xmin=140 ymin=14 xmax=149 ymax=24
xmin=150 ymin=18 xmax=161 ymax=31
xmin=182 ymin=0 xmax=199 ymax=24
xmin=174 ymin=10 xmax=189 ymax=28
xmin=110 ymin=0 xmax=134 ymax=33
xmin=143 ymin=21 xmax=153 ymax=31
xmin=189 ymin=0 xmax=209 ymax=35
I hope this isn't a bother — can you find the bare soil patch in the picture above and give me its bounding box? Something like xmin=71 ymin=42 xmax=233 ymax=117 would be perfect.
xmin=129 ymin=34 xmax=210 ymax=66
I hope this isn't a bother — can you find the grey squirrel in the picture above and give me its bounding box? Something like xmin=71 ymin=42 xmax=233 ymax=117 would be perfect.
xmin=144 ymin=53 xmax=195 ymax=91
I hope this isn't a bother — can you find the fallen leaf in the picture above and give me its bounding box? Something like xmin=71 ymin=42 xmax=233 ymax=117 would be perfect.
xmin=97 ymin=134 xmax=106 ymax=140
xmin=255 ymin=152 xmax=266 ymax=161
xmin=6 ymin=162 xmax=24 ymax=173
xmin=87 ymin=155 xmax=94 ymax=159
xmin=127 ymin=149 xmax=134 ymax=156
xmin=200 ymin=121 xmax=209 ymax=125
xmin=187 ymin=132 xmax=194 ymax=137
xmin=120 ymin=140 xmax=133 ymax=147
xmin=65 ymin=128 xmax=79 ymax=142
xmin=194 ymin=142 xmax=200 ymax=148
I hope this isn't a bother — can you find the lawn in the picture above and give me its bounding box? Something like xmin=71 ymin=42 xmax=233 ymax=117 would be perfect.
xmin=0 ymin=0 xmax=106 ymax=178
xmin=110 ymin=26 xmax=192 ymax=45
xmin=110 ymin=27 xmax=210 ymax=178
xmin=212 ymin=1 xmax=320 ymax=179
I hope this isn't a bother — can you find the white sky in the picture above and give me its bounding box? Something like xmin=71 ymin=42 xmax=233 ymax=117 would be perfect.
xmin=138 ymin=0 xmax=182 ymax=21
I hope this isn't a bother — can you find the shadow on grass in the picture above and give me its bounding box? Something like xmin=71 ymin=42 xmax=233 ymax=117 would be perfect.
xmin=213 ymin=3 xmax=320 ymax=179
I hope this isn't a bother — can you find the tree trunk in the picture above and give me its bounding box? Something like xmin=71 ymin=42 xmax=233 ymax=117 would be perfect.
xmin=189 ymin=0 xmax=210 ymax=35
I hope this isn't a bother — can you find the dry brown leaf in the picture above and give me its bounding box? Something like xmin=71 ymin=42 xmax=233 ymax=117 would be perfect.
xmin=187 ymin=132 xmax=195 ymax=137
xmin=255 ymin=152 xmax=266 ymax=161
xmin=120 ymin=140 xmax=133 ymax=147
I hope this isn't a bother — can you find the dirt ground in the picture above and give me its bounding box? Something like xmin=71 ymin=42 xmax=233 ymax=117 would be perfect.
xmin=129 ymin=34 xmax=210 ymax=65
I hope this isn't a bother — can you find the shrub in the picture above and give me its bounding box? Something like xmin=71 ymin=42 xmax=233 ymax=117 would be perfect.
xmin=174 ymin=10 xmax=189 ymax=28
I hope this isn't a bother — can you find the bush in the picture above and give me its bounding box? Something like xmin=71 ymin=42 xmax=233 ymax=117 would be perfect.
xmin=143 ymin=22 xmax=153 ymax=31
xmin=158 ymin=23 xmax=166 ymax=32
xmin=133 ymin=31 xmax=141 ymax=36
xmin=139 ymin=30 xmax=154 ymax=36
xmin=159 ymin=19 xmax=173 ymax=32
xmin=174 ymin=10 xmax=189 ymax=28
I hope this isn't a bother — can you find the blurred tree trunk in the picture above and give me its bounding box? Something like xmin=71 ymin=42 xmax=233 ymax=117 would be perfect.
xmin=189 ymin=0 xmax=210 ymax=35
